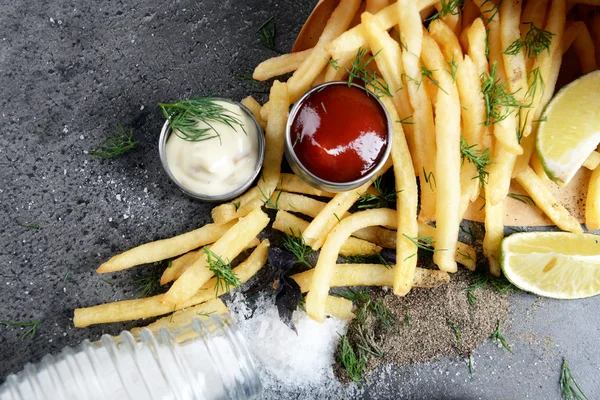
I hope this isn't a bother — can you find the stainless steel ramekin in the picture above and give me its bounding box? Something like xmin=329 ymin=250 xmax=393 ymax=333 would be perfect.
xmin=158 ymin=99 xmax=265 ymax=202
xmin=284 ymin=81 xmax=393 ymax=192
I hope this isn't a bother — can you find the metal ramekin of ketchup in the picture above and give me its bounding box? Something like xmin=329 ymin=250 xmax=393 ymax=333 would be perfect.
xmin=284 ymin=81 xmax=393 ymax=192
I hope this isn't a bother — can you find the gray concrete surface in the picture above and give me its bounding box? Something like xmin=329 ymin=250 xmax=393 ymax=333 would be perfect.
xmin=0 ymin=1 xmax=598 ymax=399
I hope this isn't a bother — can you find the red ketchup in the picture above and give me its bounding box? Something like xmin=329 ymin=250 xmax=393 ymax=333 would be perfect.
xmin=289 ymin=84 xmax=389 ymax=183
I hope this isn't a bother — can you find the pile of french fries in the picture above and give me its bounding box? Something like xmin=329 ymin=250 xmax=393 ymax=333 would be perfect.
xmin=75 ymin=0 xmax=600 ymax=329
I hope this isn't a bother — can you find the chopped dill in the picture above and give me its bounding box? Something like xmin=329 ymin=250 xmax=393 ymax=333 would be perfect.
xmin=91 ymin=124 xmax=138 ymax=158
xmin=397 ymin=115 xmax=415 ymax=125
xmin=507 ymin=192 xmax=536 ymax=206
xmin=358 ymin=176 xmax=400 ymax=209
xmin=446 ymin=57 xmax=459 ymax=83
xmin=480 ymin=0 xmax=501 ymax=26
xmin=503 ymin=22 xmax=554 ymax=59
xmin=255 ymin=17 xmax=283 ymax=54
xmin=490 ymin=320 xmax=513 ymax=353
xmin=338 ymin=333 xmax=367 ymax=386
xmin=196 ymin=310 xmax=215 ymax=318
xmin=420 ymin=64 xmax=449 ymax=95
xmin=402 ymin=234 xmax=440 ymax=252
xmin=347 ymin=48 xmax=393 ymax=98
xmin=427 ymin=0 xmax=464 ymax=21
xmin=423 ymin=167 xmax=436 ymax=190
xmin=133 ymin=266 xmax=163 ymax=298
xmin=333 ymin=213 xmax=341 ymax=224
xmin=20 ymin=224 xmax=41 ymax=230
xmin=560 ymin=358 xmax=589 ymax=400
xmin=480 ymin=62 xmax=522 ymax=126
xmin=282 ymin=229 xmax=314 ymax=268
xmin=447 ymin=320 xmax=461 ymax=344
xmin=203 ymin=247 xmax=240 ymax=294
xmin=465 ymin=273 xmax=515 ymax=308
xmin=100 ymin=278 xmax=113 ymax=285
xmin=63 ymin=268 xmax=71 ymax=281
xmin=233 ymin=201 xmax=241 ymax=211
xmin=259 ymin=187 xmax=282 ymax=210
xmin=0 ymin=320 xmax=43 ymax=341
xmin=460 ymin=136 xmax=492 ymax=189
xmin=159 ymin=98 xmax=246 ymax=143
xmin=327 ymin=58 xmax=340 ymax=71
xmin=404 ymin=305 xmax=411 ymax=326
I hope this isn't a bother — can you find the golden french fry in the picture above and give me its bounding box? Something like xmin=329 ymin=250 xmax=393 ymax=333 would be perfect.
xmin=211 ymin=81 xmax=290 ymax=224
xmin=163 ymin=208 xmax=270 ymax=306
xmin=285 ymin=0 xmax=362 ymax=103
xmin=97 ymin=221 xmax=236 ymax=274
xmin=428 ymin=19 xmax=463 ymax=64
xmin=265 ymin=190 xmax=326 ymax=218
xmin=131 ymin=298 xmax=229 ymax=337
xmin=466 ymin=18 xmax=489 ymax=76
xmin=571 ymin=21 xmax=596 ymax=73
xmin=461 ymin=0 xmax=481 ymax=28
xmin=366 ymin=0 xmax=389 ymax=14
xmin=324 ymin=296 xmax=355 ymax=321
xmin=292 ymin=264 xmax=450 ymax=292
xmin=74 ymin=240 xmax=269 ymax=328
xmin=323 ymin=50 xmax=357 ymax=82
xmin=584 ymin=151 xmax=600 ymax=170
xmin=306 ymin=208 xmax=397 ymax=322
xmin=240 ymin=96 xmax=267 ymax=131
xmin=483 ymin=196 xmax=504 ymax=277
xmin=417 ymin=223 xmax=477 ymax=271
xmin=396 ymin=0 xmax=437 ymax=223
xmin=522 ymin=0 xmax=550 ymax=70
xmin=253 ymin=49 xmax=313 ymax=81
xmin=515 ymin=166 xmax=583 ymax=233
xmin=586 ymin=166 xmax=600 ymax=231
xmin=277 ymin=173 xmax=335 ymax=197
xmin=474 ymin=0 xmax=505 ymax=76
xmin=487 ymin=141 xmax=518 ymax=206
xmin=421 ymin=33 xmax=461 ymax=273
xmin=160 ymin=238 xmax=260 ymax=285
xmin=377 ymin=94 xmax=419 ymax=296
xmin=302 ymin=157 xmax=393 ymax=250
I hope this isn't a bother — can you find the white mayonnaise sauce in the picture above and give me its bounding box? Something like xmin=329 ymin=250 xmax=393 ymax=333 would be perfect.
xmin=165 ymin=101 xmax=259 ymax=197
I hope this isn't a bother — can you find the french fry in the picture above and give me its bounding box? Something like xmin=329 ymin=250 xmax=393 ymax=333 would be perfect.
xmin=366 ymin=0 xmax=389 ymax=14
xmin=466 ymin=18 xmax=489 ymax=77
xmin=323 ymin=49 xmax=357 ymax=82
xmin=272 ymin=210 xmax=382 ymax=257
xmin=131 ymin=298 xmax=229 ymax=337
xmin=417 ymin=223 xmax=477 ymax=271
xmin=584 ymin=151 xmax=600 ymax=170
xmin=240 ymin=96 xmax=267 ymax=131
xmin=515 ymin=166 xmax=583 ymax=233
xmin=306 ymin=208 xmax=398 ymax=322
xmin=302 ymin=157 xmax=392 ymax=250
xmin=74 ymin=240 xmax=269 ymax=327
xmin=324 ymin=295 xmax=355 ymax=321
xmin=97 ymin=221 xmax=236 ymax=273
xmin=571 ymin=21 xmax=596 ymax=73
xmin=483 ymin=196 xmax=504 ymax=277
xmin=285 ymin=0 xmax=362 ymax=103
xmin=211 ymin=80 xmax=290 ymax=224
xmin=586 ymin=166 xmax=600 ymax=231
xmin=421 ymin=33 xmax=461 ymax=273
xmin=277 ymin=173 xmax=335 ymax=197
xmin=396 ymin=0 xmax=437 ymax=223
xmin=253 ymin=49 xmax=313 ymax=81
xmin=160 ymin=238 xmax=260 ymax=285
xmin=328 ymin=0 xmax=438 ymax=60
xmin=377 ymin=94 xmax=419 ymax=295
xmin=487 ymin=141 xmax=518 ymax=206
xmin=461 ymin=0 xmax=481 ymax=28
xmin=265 ymin=191 xmax=326 ymax=218
xmin=292 ymin=264 xmax=450 ymax=292
xmin=163 ymin=208 xmax=270 ymax=306
xmin=428 ymin=19 xmax=463 ymax=64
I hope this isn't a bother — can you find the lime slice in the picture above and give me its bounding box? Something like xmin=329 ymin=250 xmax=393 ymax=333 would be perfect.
xmin=500 ymin=232 xmax=600 ymax=299
xmin=537 ymin=70 xmax=600 ymax=186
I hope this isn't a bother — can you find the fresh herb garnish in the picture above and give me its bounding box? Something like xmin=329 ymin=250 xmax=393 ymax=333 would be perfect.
xmin=402 ymin=234 xmax=440 ymax=252
xmin=63 ymin=268 xmax=71 ymax=281
xmin=507 ymin=192 xmax=536 ymax=206
xmin=338 ymin=333 xmax=368 ymax=385
xmin=236 ymin=74 xmax=266 ymax=92
xmin=503 ymin=22 xmax=554 ymax=59
xmin=490 ymin=320 xmax=513 ymax=353
xmin=446 ymin=57 xmax=459 ymax=83
xmin=203 ymin=247 xmax=240 ymax=294
xmin=20 ymin=224 xmax=41 ymax=230
xmin=347 ymin=48 xmax=393 ymax=98
xmin=560 ymin=358 xmax=589 ymax=400
xmin=358 ymin=176 xmax=400 ymax=209
xmin=282 ymin=229 xmax=314 ymax=268
xmin=481 ymin=62 xmax=522 ymax=126
xmin=255 ymin=17 xmax=283 ymax=54
xmin=196 ymin=311 xmax=215 ymax=318
xmin=91 ymin=124 xmax=138 ymax=158
xmin=423 ymin=167 xmax=436 ymax=190
xmin=420 ymin=64 xmax=449 ymax=95
xmin=397 ymin=115 xmax=415 ymax=125
xmin=447 ymin=320 xmax=462 ymax=344
xmin=133 ymin=266 xmax=163 ymax=298
xmin=427 ymin=0 xmax=464 ymax=21
xmin=159 ymin=98 xmax=246 ymax=143
xmin=460 ymin=136 xmax=492 ymax=189
xmin=327 ymin=58 xmax=340 ymax=71
xmin=465 ymin=273 xmax=515 ymax=308
xmin=259 ymin=187 xmax=282 ymax=210
xmin=480 ymin=0 xmax=501 ymax=26
xmin=0 ymin=320 xmax=43 ymax=341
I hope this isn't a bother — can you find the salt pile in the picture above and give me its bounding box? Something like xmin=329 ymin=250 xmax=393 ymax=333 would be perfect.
xmin=229 ymin=292 xmax=358 ymax=398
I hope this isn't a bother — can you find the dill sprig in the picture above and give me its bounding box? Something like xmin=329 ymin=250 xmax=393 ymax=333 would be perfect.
xmin=358 ymin=176 xmax=400 ymax=209
xmin=504 ymin=22 xmax=554 ymax=59
xmin=91 ymin=125 xmax=138 ymax=158
xmin=196 ymin=310 xmax=215 ymax=318
xmin=397 ymin=115 xmax=415 ymax=125
xmin=255 ymin=17 xmax=283 ymax=54
xmin=508 ymin=192 xmax=536 ymax=206
xmin=447 ymin=320 xmax=461 ymax=344
xmin=259 ymin=187 xmax=282 ymax=210
xmin=338 ymin=333 xmax=368 ymax=386
xmin=480 ymin=0 xmax=501 ymax=26
xmin=481 ymin=62 xmax=522 ymax=126
xmin=427 ymin=0 xmax=464 ymax=21
xmin=203 ymin=247 xmax=240 ymax=294
xmin=347 ymin=48 xmax=393 ymax=98
xmin=465 ymin=273 xmax=515 ymax=308
xmin=236 ymin=74 xmax=266 ymax=92
xmin=560 ymin=358 xmax=589 ymax=400
xmin=20 ymin=224 xmax=41 ymax=230
xmin=423 ymin=167 xmax=436 ymax=190
xmin=133 ymin=267 xmax=163 ymax=298
xmin=327 ymin=58 xmax=340 ymax=71
xmin=402 ymin=234 xmax=440 ymax=252
xmin=0 ymin=320 xmax=43 ymax=341
xmin=282 ymin=229 xmax=314 ymax=268
xmin=420 ymin=64 xmax=449 ymax=94
xmin=490 ymin=320 xmax=513 ymax=353
xmin=460 ymin=136 xmax=492 ymax=189
xmin=446 ymin=58 xmax=459 ymax=83
xmin=159 ymin=98 xmax=246 ymax=143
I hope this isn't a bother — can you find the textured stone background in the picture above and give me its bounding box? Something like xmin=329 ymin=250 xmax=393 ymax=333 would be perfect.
xmin=1 ymin=1 xmax=599 ymax=399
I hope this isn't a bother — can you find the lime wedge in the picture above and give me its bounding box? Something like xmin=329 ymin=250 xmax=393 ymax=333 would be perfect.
xmin=536 ymin=70 xmax=600 ymax=186
xmin=500 ymin=232 xmax=600 ymax=299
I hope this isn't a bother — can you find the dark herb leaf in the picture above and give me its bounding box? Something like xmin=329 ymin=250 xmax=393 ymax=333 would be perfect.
xmin=379 ymin=248 xmax=397 ymax=264
xmin=275 ymin=276 xmax=302 ymax=334
xmin=268 ymin=246 xmax=298 ymax=271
